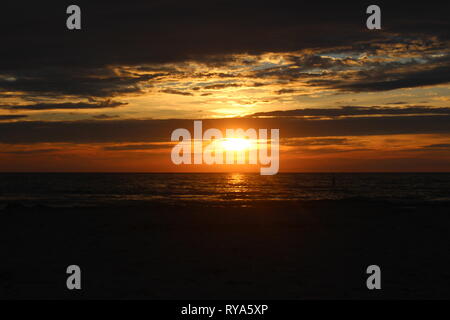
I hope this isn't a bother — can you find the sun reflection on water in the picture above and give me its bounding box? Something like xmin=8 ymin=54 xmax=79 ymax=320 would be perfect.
xmin=226 ymin=173 xmax=249 ymax=193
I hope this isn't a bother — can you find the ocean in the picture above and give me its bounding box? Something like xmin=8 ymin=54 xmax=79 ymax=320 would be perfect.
xmin=1 ymin=172 xmax=450 ymax=208
xmin=2 ymin=172 xmax=450 ymax=299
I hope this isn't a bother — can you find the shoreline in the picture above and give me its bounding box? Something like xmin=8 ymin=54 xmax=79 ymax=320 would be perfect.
xmin=1 ymin=200 xmax=449 ymax=299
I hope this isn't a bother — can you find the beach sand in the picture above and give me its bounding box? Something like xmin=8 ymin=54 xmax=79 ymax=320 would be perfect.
xmin=1 ymin=200 xmax=449 ymax=299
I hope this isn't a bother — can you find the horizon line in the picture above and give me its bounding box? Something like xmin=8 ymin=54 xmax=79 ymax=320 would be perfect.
xmin=1 ymin=171 xmax=450 ymax=174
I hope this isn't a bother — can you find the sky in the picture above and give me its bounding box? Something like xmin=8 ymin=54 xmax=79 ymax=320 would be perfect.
xmin=0 ymin=1 xmax=450 ymax=172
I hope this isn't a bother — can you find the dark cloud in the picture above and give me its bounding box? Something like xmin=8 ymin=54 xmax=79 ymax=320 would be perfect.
xmin=292 ymin=147 xmax=372 ymax=155
xmin=160 ymin=89 xmax=193 ymax=96
xmin=203 ymin=83 xmax=242 ymax=90
xmin=0 ymin=2 xmax=381 ymax=70
xmin=402 ymin=143 xmax=450 ymax=153
xmin=104 ymin=143 xmax=173 ymax=151
xmin=386 ymin=102 xmax=408 ymax=105
xmin=2 ymin=2 xmax=448 ymax=71
xmin=1 ymin=100 xmax=127 ymax=111
xmin=422 ymin=143 xmax=450 ymax=150
xmin=252 ymin=54 xmax=450 ymax=92
xmin=0 ymin=115 xmax=28 ymax=121
xmin=0 ymin=148 xmax=59 ymax=155
xmin=0 ymin=1 xmax=449 ymax=114
xmin=334 ymin=65 xmax=450 ymax=92
xmin=284 ymin=138 xmax=349 ymax=146
xmin=1 ymin=115 xmax=450 ymax=144
xmin=249 ymin=106 xmax=450 ymax=118
xmin=92 ymin=114 xmax=121 ymax=120
xmin=0 ymin=69 xmax=155 ymax=97
xmin=275 ymin=89 xmax=298 ymax=95
xmin=253 ymin=67 xmax=319 ymax=81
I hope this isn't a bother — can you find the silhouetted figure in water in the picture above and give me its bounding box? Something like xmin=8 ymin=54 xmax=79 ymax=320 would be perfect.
xmin=331 ymin=175 xmax=336 ymax=188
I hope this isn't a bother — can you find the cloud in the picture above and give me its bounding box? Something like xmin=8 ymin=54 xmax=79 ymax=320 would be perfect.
xmin=1 ymin=115 xmax=450 ymax=144
xmin=0 ymin=148 xmax=59 ymax=155
xmin=1 ymin=100 xmax=128 ymax=110
xmin=1 ymin=1 xmax=449 ymax=122
xmin=1 ymin=2 xmax=396 ymax=70
xmin=160 ymin=89 xmax=193 ymax=96
xmin=249 ymin=106 xmax=450 ymax=118
xmin=103 ymin=143 xmax=173 ymax=151
xmin=92 ymin=114 xmax=121 ymax=120
xmin=203 ymin=83 xmax=242 ymax=90
xmin=283 ymin=138 xmax=349 ymax=146
xmin=291 ymin=147 xmax=372 ymax=155
xmin=422 ymin=143 xmax=450 ymax=150
xmin=275 ymin=89 xmax=298 ymax=95
xmin=334 ymin=65 xmax=450 ymax=92
xmin=0 ymin=115 xmax=28 ymax=121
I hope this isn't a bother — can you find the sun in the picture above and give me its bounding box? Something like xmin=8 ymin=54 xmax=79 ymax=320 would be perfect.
xmin=220 ymin=138 xmax=252 ymax=151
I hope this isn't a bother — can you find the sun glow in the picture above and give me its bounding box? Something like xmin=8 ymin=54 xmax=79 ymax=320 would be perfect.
xmin=220 ymin=138 xmax=252 ymax=151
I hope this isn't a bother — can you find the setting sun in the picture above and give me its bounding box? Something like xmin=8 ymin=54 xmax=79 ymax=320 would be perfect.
xmin=220 ymin=138 xmax=252 ymax=151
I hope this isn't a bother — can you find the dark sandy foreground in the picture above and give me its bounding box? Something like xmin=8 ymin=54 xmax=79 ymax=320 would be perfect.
xmin=0 ymin=200 xmax=449 ymax=299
